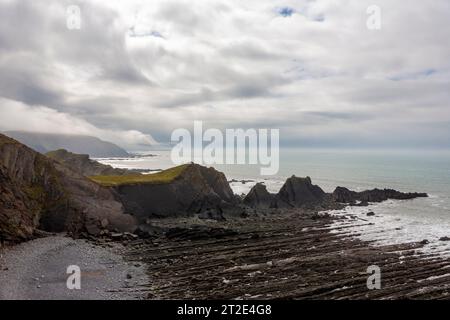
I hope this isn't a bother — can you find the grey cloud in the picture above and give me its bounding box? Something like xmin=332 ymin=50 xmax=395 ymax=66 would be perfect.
xmin=0 ymin=66 xmax=64 ymax=107
xmin=0 ymin=0 xmax=449 ymax=149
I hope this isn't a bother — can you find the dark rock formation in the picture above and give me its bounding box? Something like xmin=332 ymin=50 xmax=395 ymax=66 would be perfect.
xmin=0 ymin=134 xmax=136 ymax=242
xmin=244 ymin=176 xmax=332 ymax=210
xmin=46 ymin=149 xmax=137 ymax=176
xmin=0 ymin=165 xmax=35 ymax=241
xmin=243 ymin=183 xmax=275 ymax=208
xmin=332 ymin=187 xmax=358 ymax=204
xmin=244 ymin=177 xmax=427 ymax=211
xmin=5 ymin=131 xmax=129 ymax=158
xmin=332 ymin=186 xmax=428 ymax=204
xmin=114 ymin=163 xmax=238 ymax=220
xmin=275 ymin=176 xmax=326 ymax=208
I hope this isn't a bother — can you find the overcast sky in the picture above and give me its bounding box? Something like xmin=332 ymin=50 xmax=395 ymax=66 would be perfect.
xmin=0 ymin=0 xmax=449 ymax=150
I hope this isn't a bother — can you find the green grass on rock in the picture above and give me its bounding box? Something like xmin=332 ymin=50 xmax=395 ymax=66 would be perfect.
xmin=89 ymin=164 xmax=189 ymax=187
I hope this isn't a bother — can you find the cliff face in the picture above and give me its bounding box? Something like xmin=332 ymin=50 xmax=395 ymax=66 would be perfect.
xmin=0 ymin=134 xmax=136 ymax=242
xmin=46 ymin=149 xmax=133 ymax=176
xmin=0 ymin=166 xmax=36 ymax=241
xmin=113 ymin=164 xmax=238 ymax=220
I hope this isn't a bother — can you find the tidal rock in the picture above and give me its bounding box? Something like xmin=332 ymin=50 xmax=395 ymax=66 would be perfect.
xmin=275 ymin=176 xmax=326 ymax=208
xmin=332 ymin=187 xmax=358 ymax=204
xmin=243 ymin=183 xmax=275 ymax=209
xmin=332 ymin=186 xmax=427 ymax=204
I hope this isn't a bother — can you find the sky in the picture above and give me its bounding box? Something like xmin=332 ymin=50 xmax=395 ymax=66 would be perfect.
xmin=0 ymin=0 xmax=449 ymax=150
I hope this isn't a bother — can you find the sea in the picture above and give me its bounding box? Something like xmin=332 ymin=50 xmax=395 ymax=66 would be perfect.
xmin=96 ymin=148 xmax=450 ymax=256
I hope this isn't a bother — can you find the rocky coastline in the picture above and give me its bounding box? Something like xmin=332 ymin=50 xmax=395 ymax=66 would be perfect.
xmin=3 ymin=132 xmax=449 ymax=300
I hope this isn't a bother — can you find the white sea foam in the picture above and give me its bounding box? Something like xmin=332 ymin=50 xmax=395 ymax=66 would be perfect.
xmin=327 ymin=199 xmax=450 ymax=257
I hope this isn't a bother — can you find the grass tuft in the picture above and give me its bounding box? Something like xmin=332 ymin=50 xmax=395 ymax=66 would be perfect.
xmin=89 ymin=164 xmax=189 ymax=187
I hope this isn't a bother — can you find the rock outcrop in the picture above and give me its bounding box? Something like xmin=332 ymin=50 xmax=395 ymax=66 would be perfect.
xmin=332 ymin=186 xmax=428 ymax=204
xmin=244 ymin=177 xmax=427 ymax=210
xmin=244 ymin=176 xmax=329 ymax=209
xmin=243 ymin=183 xmax=275 ymax=208
xmin=46 ymin=149 xmax=136 ymax=176
xmin=0 ymin=134 xmax=136 ymax=242
xmin=111 ymin=163 xmax=238 ymax=220
xmin=275 ymin=176 xmax=327 ymax=208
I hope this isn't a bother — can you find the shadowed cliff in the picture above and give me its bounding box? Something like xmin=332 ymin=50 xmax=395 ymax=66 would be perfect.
xmin=0 ymin=134 xmax=136 ymax=242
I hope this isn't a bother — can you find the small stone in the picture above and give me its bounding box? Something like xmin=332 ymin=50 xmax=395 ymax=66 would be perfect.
xmin=439 ymin=236 xmax=450 ymax=241
xmin=420 ymin=239 xmax=429 ymax=245
xmin=126 ymin=274 xmax=132 ymax=279
xmin=111 ymin=233 xmax=123 ymax=240
xmin=101 ymin=219 xmax=109 ymax=228
xmin=366 ymin=212 xmax=375 ymax=216
xmin=124 ymin=232 xmax=139 ymax=240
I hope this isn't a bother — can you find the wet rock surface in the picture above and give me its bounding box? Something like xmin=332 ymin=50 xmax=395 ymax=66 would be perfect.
xmin=125 ymin=211 xmax=450 ymax=300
